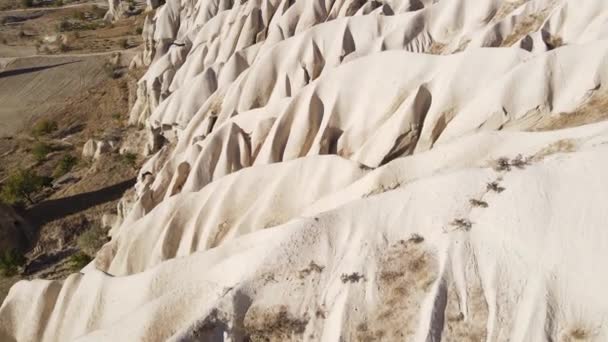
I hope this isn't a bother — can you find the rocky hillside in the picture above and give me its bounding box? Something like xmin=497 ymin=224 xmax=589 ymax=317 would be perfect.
xmin=2 ymin=0 xmax=608 ymax=340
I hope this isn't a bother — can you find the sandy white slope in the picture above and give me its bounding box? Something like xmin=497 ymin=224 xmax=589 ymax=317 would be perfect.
xmin=3 ymin=0 xmax=608 ymax=341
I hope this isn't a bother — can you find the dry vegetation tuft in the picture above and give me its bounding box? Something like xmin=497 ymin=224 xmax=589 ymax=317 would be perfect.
xmin=298 ymin=261 xmax=324 ymax=279
xmin=351 ymin=239 xmax=437 ymax=341
xmin=244 ymin=305 xmax=309 ymax=341
xmin=531 ymin=139 xmax=578 ymax=162
xmin=501 ymin=11 xmax=549 ymax=47
xmin=533 ymin=88 xmax=608 ymax=131
xmin=487 ymin=181 xmax=506 ymax=193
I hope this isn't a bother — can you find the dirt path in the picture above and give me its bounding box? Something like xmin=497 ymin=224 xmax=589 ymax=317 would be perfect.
xmin=0 ymin=1 xmax=106 ymax=15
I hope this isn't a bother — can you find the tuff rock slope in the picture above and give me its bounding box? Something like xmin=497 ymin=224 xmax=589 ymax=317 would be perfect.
xmin=2 ymin=0 xmax=608 ymax=341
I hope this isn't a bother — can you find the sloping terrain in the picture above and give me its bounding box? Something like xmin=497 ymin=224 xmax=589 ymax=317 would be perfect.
xmin=2 ymin=0 xmax=608 ymax=341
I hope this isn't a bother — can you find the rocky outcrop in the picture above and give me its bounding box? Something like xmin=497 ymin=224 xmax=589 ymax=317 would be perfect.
xmin=82 ymin=139 xmax=118 ymax=160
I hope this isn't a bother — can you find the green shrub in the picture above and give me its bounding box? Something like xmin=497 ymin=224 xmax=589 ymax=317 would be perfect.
xmin=21 ymin=0 xmax=34 ymax=8
xmin=57 ymin=18 xmax=71 ymax=32
xmin=121 ymin=152 xmax=137 ymax=168
xmin=0 ymin=169 xmax=50 ymax=205
xmin=31 ymin=142 xmax=53 ymax=162
xmin=77 ymin=224 xmax=108 ymax=257
xmin=135 ymin=27 xmax=143 ymax=35
xmin=72 ymin=11 xmax=85 ymax=21
xmin=0 ymin=250 xmax=25 ymax=276
xmin=31 ymin=119 xmax=58 ymax=137
xmin=68 ymin=252 xmax=91 ymax=271
xmin=54 ymin=154 xmax=78 ymax=177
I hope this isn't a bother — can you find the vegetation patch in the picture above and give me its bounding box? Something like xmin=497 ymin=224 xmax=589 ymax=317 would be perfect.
xmin=469 ymin=199 xmax=489 ymax=208
xmin=341 ymin=272 xmax=365 ymax=283
xmin=298 ymin=261 xmax=324 ymax=279
xmin=245 ymin=305 xmax=309 ymax=341
xmin=31 ymin=141 xmax=54 ymax=163
xmin=77 ymin=224 xmax=109 ymax=257
xmin=68 ymin=252 xmax=92 ymax=271
xmin=0 ymin=169 xmax=51 ymax=205
xmin=31 ymin=119 xmax=58 ymax=137
xmin=450 ymin=218 xmax=473 ymax=231
xmin=487 ymin=181 xmax=505 ymax=193
xmin=119 ymin=152 xmax=138 ymax=168
xmin=53 ymin=154 xmax=78 ymax=177
xmin=0 ymin=249 xmax=25 ymax=276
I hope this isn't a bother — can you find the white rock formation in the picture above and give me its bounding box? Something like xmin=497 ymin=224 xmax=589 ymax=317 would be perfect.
xmin=82 ymin=139 xmax=118 ymax=160
xmin=104 ymin=0 xmax=148 ymax=22
xmin=3 ymin=0 xmax=608 ymax=341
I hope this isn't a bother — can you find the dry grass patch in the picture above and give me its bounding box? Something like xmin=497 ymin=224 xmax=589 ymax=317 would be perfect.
xmin=533 ymin=89 xmax=608 ymax=131
xmin=350 ymin=239 xmax=437 ymax=341
xmin=531 ymin=139 xmax=577 ymax=162
xmin=244 ymin=305 xmax=309 ymax=341
xmin=491 ymin=0 xmax=528 ymax=23
xmin=501 ymin=10 xmax=550 ymax=47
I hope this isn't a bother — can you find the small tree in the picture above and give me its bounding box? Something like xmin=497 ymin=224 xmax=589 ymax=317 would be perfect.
xmin=0 ymin=169 xmax=49 ymax=205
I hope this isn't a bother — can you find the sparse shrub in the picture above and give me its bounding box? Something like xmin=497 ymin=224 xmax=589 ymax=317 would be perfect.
xmin=57 ymin=18 xmax=71 ymax=32
xmin=0 ymin=169 xmax=50 ymax=205
xmin=487 ymin=181 xmax=505 ymax=193
xmin=493 ymin=154 xmax=529 ymax=172
xmin=32 ymin=119 xmax=58 ymax=137
xmin=0 ymin=249 xmax=25 ymax=276
xmin=469 ymin=199 xmax=489 ymax=208
xmin=77 ymin=224 xmax=108 ymax=257
xmin=31 ymin=142 xmax=53 ymax=162
xmin=121 ymin=152 xmax=137 ymax=168
xmin=73 ymin=11 xmax=85 ymax=20
xmin=341 ymin=273 xmax=365 ymax=283
xmin=68 ymin=252 xmax=91 ymax=271
xmin=510 ymin=154 xmax=529 ymax=169
xmin=21 ymin=0 xmax=34 ymax=8
xmin=55 ymin=0 xmax=63 ymax=6
xmin=135 ymin=27 xmax=143 ymax=35
xmin=408 ymin=233 xmax=425 ymax=244
xmin=53 ymin=154 xmax=78 ymax=177
xmin=119 ymin=38 xmax=129 ymax=49
xmin=494 ymin=157 xmax=511 ymax=172
xmin=450 ymin=218 xmax=472 ymax=231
